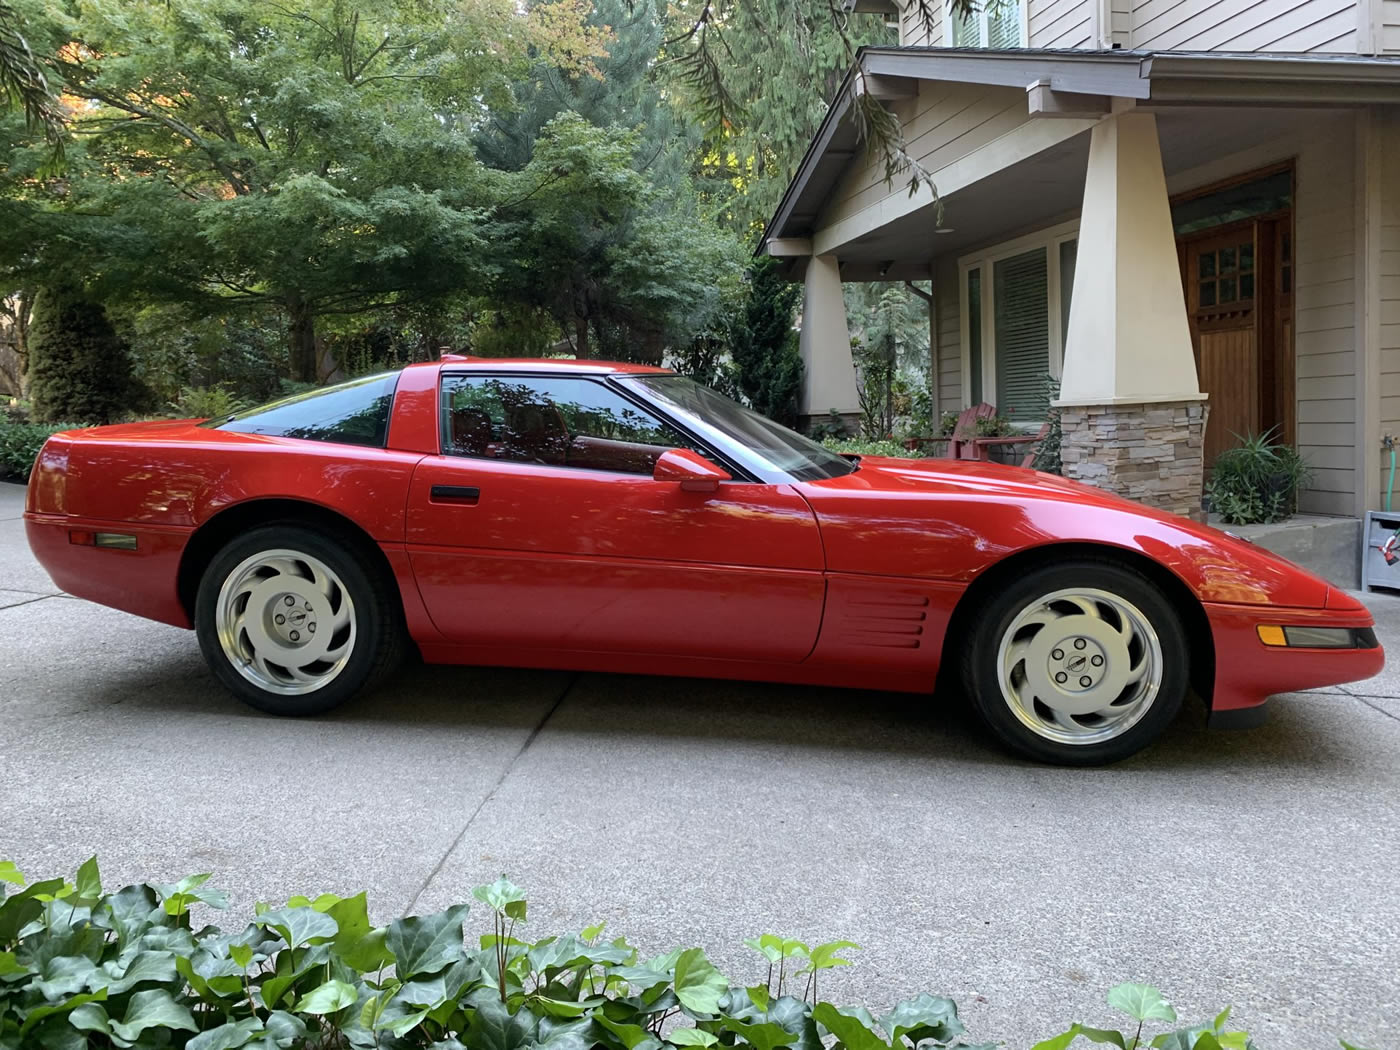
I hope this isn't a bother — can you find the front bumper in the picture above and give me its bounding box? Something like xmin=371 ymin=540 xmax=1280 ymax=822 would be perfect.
xmin=1206 ymin=599 xmax=1384 ymax=714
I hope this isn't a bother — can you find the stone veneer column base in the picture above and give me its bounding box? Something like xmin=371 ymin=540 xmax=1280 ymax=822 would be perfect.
xmin=1058 ymin=399 xmax=1209 ymax=519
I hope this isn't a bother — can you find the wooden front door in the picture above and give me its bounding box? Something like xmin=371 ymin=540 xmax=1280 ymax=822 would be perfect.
xmin=1185 ymin=227 xmax=1260 ymax=465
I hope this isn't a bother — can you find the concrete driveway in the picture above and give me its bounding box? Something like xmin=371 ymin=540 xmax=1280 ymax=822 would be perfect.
xmin=1 ymin=479 xmax=1397 ymax=1049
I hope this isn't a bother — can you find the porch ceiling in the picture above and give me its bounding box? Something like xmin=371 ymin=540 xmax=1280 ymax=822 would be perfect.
xmin=765 ymin=47 xmax=1400 ymax=282
xmin=826 ymin=106 xmax=1311 ymax=283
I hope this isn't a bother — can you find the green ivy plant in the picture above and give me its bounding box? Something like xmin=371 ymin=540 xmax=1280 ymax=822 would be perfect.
xmin=0 ymin=419 xmax=80 ymax=480
xmin=2 ymin=859 xmax=1378 ymax=1050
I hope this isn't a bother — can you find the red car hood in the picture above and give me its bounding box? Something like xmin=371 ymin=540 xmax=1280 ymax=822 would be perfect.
xmin=797 ymin=456 xmax=1345 ymax=610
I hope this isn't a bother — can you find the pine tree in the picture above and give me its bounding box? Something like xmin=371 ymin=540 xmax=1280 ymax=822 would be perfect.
xmin=27 ymin=285 xmax=139 ymax=424
xmin=729 ymin=258 xmax=803 ymax=427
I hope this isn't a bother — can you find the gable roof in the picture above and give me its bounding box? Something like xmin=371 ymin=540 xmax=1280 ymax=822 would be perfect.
xmin=763 ymin=46 xmax=1400 ymax=250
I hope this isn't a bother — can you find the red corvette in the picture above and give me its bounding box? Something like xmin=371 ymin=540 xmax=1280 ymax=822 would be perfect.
xmin=24 ymin=357 xmax=1383 ymax=763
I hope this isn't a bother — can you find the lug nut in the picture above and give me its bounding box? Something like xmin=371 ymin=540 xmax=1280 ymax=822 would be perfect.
xmin=275 ymin=614 xmax=285 ymax=625
xmin=1074 ymin=638 xmax=1086 ymax=650
xmin=1051 ymin=648 xmax=1064 ymax=660
xmin=1080 ymin=675 xmax=1092 ymax=687
xmin=1091 ymin=655 xmax=1104 ymax=667
xmin=1054 ymin=672 xmax=1068 ymax=684
xmin=290 ymin=630 xmax=300 ymax=642
xmin=284 ymin=595 xmax=294 ymax=606
xmin=308 ymin=622 xmax=316 ymax=633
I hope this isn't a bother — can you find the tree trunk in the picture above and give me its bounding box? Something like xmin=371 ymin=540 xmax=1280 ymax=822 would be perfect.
xmin=287 ymin=295 xmax=318 ymax=382
xmin=573 ymin=314 xmax=590 ymax=359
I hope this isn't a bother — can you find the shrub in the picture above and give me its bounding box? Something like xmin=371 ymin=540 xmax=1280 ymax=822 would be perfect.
xmin=1029 ymin=373 xmax=1063 ymax=475
xmin=730 ymin=258 xmax=803 ymax=428
xmin=27 ymin=286 xmax=145 ymax=425
xmin=1206 ymin=428 xmax=1310 ymax=525
xmin=172 ymin=385 xmax=248 ymax=420
xmin=0 ymin=859 xmax=1318 ymax=1050
xmin=0 ymin=420 xmax=79 ymax=481
xmin=821 ymin=437 xmax=921 ymax=459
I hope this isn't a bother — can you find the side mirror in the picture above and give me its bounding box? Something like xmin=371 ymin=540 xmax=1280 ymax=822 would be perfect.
xmin=653 ymin=448 xmax=732 ymax=493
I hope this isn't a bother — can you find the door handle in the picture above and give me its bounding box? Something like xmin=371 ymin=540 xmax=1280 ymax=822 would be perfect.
xmin=430 ymin=485 xmax=480 ymax=505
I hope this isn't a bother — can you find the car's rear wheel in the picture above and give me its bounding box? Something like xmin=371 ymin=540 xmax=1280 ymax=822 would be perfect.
xmin=962 ymin=559 xmax=1188 ymax=765
xmin=195 ymin=525 xmax=403 ymax=715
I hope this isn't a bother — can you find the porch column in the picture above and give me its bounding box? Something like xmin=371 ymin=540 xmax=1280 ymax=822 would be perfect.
xmin=799 ymin=254 xmax=860 ymax=429
xmin=1058 ymin=111 xmax=1209 ymax=519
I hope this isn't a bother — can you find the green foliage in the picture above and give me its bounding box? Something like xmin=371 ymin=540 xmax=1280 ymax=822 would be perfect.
xmin=1205 ymin=428 xmax=1311 ymax=525
xmin=171 ymin=385 xmax=247 ymax=421
xmin=972 ymin=415 xmax=1015 ymax=438
xmin=26 ymin=285 xmax=142 ymax=424
xmin=1033 ymin=984 xmax=1257 ymax=1050
xmin=1030 ymin=373 xmax=1063 ymax=475
xmin=728 ymin=258 xmax=802 ymax=427
xmin=846 ymin=285 xmax=929 ymax=441
xmin=820 ymin=437 xmax=920 ymax=460
xmin=0 ymin=417 xmax=74 ymax=478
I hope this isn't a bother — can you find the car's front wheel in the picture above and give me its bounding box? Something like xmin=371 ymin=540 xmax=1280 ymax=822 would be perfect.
xmin=962 ymin=559 xmax=1188 ymax=765
xmin=195 ymin=524 xmax=403 ymax=715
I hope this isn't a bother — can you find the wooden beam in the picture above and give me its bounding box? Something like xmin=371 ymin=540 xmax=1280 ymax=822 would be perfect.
xmin=764 ymin=237 xmax=812 ymax=257
xmin=1026 ymin=79 xmax=1111 ymax=119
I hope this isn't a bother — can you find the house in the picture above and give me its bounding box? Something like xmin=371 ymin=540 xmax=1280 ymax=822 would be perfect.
xmin=761 ymin=0 xmax=1400 ymax=529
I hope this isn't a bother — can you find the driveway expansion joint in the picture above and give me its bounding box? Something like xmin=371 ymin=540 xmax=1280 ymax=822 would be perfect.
xmin=400 ymin=671 xmax=579 ymax=916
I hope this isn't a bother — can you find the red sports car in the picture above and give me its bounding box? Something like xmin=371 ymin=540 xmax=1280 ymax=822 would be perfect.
xmin=24 ymin=357 xmax=1383 ymax=764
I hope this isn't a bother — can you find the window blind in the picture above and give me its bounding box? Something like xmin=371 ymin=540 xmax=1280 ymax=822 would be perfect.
xmin=993 ymin=248 xmax=1049 ymax=422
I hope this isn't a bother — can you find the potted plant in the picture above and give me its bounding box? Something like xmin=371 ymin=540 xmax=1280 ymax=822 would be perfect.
xmin=1205 ymin=428 xmax=1310 ymax=525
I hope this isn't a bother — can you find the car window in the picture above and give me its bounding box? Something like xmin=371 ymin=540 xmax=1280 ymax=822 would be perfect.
xmin=205 ymin=372 xmax=400 ymax=449
xmin=441 ymin=375 xmax=702 ymax=476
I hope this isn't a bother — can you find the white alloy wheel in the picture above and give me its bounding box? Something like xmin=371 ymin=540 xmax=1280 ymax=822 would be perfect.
xmin=995 ymin=587 xmax=1164 ymax=746
xmin=215 ymin=548 xmax=357 ymax=695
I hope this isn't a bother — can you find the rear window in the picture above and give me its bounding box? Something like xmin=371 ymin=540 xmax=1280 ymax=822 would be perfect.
xmin=205 ymin=372 xmax=400 ymax=448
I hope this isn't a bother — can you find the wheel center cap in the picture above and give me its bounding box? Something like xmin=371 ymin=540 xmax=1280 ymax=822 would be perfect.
xmin=1046 ymin=635 xmax=1109 ymax=691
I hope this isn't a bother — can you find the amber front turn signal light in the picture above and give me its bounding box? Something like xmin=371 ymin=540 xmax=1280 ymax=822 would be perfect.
xmin=1257 ymin=625 xmax=1287 ymax=647
xmin=1256 ymin=625 xmax=1379 ymax=649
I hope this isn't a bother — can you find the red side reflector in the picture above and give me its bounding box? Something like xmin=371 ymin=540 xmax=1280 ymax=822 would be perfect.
xmin=68 ymin=530 xmax=94 ymax=546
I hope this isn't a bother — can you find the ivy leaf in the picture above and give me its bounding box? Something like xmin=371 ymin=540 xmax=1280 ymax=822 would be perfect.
xmin=473 ymin=878 xmax=528 ymax=922
xmin=153 ymin=874 xmax=229 ymax=917
xmin=256 ymin=906 xmax=339 ymax=949
xmin=73 ymin=858 xmax=101 ymax=903
xmin=0 ymin=951 xmax=28 ymax=977
xmin=883 ymin=993 xmax=965 ymax=1044
xmin=466 ymin=994 xmax=541 ymax=1050
xmin=229 ymin=943 xmax=254 ymax=969
xmin=611 ymin=965 xmax=672 ymax=992
xmin=264 ymin=1011 xmax=307 ymax=1049
xmin=1034 ymin=1024 xmax=1128 ymax=1050
xmin=187 ymin=1018 xmax=265 ymax=1050
xmin=0 ymin=878 xmax=65 ymax=944
xmin=720 ymin=1017 xmax=799 ymax=1050
xmin=102 ymin=950 xmax=178 ymax=995
xmin=0 ymin=861 xmax=24 ymax=886
xmin=747 ymin=985 xmax=771 ymax=1011
xmin=743 ymin=936 xmax=809 ymax=964
xmin=1340 ymin=1043 xmax=1377 ymax=1050
xmin=91 ymin=885 xmax=161 ymax=947
xmin=1107 ymin=984 xmax=1177 ymax=1024
xmin=534 ymin=1016 xmax=595 ymax=1050
xmin=672 ymin=948 xmax=727 ymax=1016
xmin=812 ymin=1003 xmax=893 ymax=1050
xmin=108 ymin=988 xmax=198 ymax=1043
xmin=594 ymin=1013 xmax=664 ymax=1050
xmin=797 ymin=941 xmax=859 ymax=975
xmin=294 ymin=979 xmax=357 ymax=1015
xmin=388 ymin=904 xmax=470 ymax=978
xmin=669 ymin=1030 xmax=719 ymax=1047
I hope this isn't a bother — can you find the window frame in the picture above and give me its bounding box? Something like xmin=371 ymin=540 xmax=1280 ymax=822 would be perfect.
xmin=944 ymin=0 xmax=1028 ymax=48
xmin=957 ymin=218 xmax=1079 ymax=424
xmin=436 ymin=370 xmax=756 ymax=482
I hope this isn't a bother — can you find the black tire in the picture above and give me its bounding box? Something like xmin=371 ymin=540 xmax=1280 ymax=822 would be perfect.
xmin=195 ymin=524 xmax=405 ymax=716
xmin=961 ymin=558 xmax=1189 ymax=765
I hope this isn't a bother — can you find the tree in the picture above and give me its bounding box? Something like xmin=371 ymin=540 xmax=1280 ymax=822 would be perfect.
xmin=0 ymin=1 xmax=62 ymax=157
xmin=486 ymin=112 xmax=743 ymax=362
xmin=27 ymin=284 xmax=140 ymax=423
xmin=728 ymin=258 xmax=802 ymax=427
xmin=9 ymin=0 xmax=607 ymax=380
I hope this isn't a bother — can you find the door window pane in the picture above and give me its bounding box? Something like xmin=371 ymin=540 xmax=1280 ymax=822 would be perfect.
xmin=1219 ymin=277 xmax=1237 ymax=303
xmin=441 ymin=375 xmax=695 ymax=475
xmin=1219 ymin=247 xmax=1236 ymax=273
xmin=1240 ymin=273 xmax=1254 ymax=300
xmin=993 ymin=248 xmax=1049 ymax=422
xmin=1240 ymin=242 xmax=1254 ymax=272
xmin=1199 ymin=253 xmax=1216 ymax=278
xmin=1199 ymin=281 xmax=1216 ymax=307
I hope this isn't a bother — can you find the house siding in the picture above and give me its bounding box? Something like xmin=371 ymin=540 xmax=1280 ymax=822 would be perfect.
xmin=1383 ymin=0 xmax=1400 ymax=49
xmin=1376 ymin=110 xmax=1400 ymax=505
xmin=1029 ymin=0 xmax=1095 ymax=47
xmin=899 ymin=1 xmax=942 ymax=46
xmin=819 ymin=82 xmax=1029 ymax=231
xmin=934 ymin=256 xmax=963 ymax=412
xmin=1130 ymin=0 xmax=1360 ymax=51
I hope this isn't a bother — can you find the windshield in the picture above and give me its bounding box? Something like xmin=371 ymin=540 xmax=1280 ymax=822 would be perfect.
xmin=202 ymin=372 xmax=400 ymax=448
xmin=620 ymin=374 xmax=855 ymax=482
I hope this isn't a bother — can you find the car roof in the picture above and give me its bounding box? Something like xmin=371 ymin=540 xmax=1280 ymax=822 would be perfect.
xmin=427 ymin=355 xmax=675 ymax=376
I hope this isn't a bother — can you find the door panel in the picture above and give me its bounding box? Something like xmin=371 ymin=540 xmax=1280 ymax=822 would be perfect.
xmin=406 ymin=455 xmax=826 ymax=661
xmin=1186 ymin=226 xmax=1259 ymax=465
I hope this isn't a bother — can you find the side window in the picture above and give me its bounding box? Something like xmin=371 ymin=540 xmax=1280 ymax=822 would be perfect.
xmin=441 ymin=375 xmax=698 ymax=475
xmin=210 ymin=371 xmax=399 ymax=448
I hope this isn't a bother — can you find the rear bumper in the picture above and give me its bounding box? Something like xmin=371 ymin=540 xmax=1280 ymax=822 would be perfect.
xmin=25 ymin=514 xmax=192 ymax=628
xmin=1206 ymin=600 xmax=1384 ymax=713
